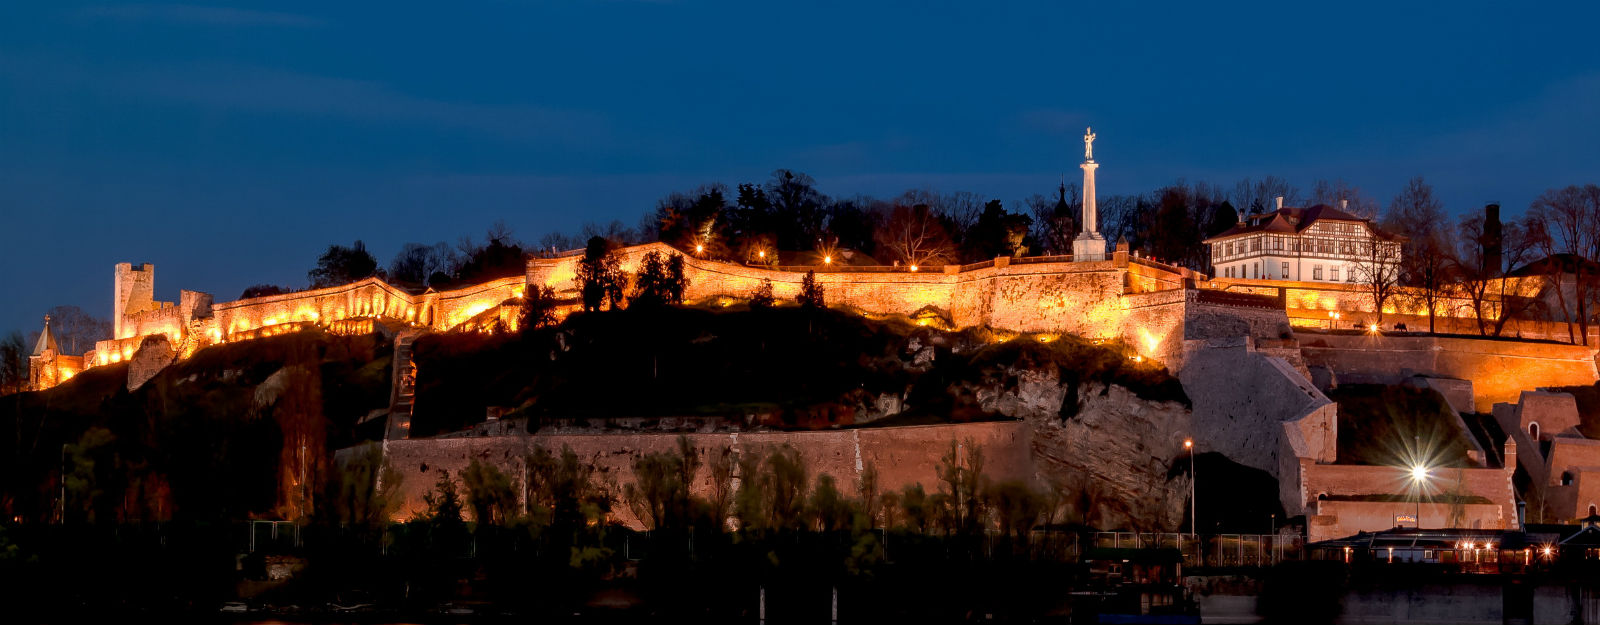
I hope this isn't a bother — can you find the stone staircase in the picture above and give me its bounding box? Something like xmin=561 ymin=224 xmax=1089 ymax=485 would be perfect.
xmin=385 ymin=329 xmax=422 ymax=440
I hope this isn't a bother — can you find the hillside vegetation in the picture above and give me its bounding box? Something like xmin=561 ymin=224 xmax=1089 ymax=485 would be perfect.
xmin=410 ymin=305 xmax=1186 ymax=436
xmin=0 ymin=330 xmax=391 ymax=523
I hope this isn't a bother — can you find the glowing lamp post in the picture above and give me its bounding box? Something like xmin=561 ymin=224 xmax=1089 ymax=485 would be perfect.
xmin=1185 ymin=438 xmax=1196 ymax=539
xmin=1409 ymin=463 xmax=1429 ymax=529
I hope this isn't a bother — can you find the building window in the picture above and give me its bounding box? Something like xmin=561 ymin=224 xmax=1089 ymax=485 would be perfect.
xmin=1273 ymin=237 xmax=1283 ymax=250
xmin=1313 ymin=265 xmax=1323 ymax=280
xmin=1251 ymin=238 xmax=1261 ymax=252
xmin=1530 ymin=423 xmax=1540 ymax=440
xmin=1348 ymin=269 xmax=1357 ymax=283
xmin=1330 ymin=267 xmax=1339 ymax=282
xmin=1281 ymin=262 xmax=1289 ymax=279
xmin=1253 ymin=263 xmax=1259 ymax=279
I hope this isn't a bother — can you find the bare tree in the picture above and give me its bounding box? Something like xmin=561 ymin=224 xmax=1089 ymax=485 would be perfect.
xmin=0 ymin=331 xmax=27 ymax=395
xmin=1386 ymin=177 xmax=1451 ymax=332
xmin=876 ymin=203 xmax=954 ymax=267
xmin=1459 ymin=213 xmax=1539 ymax=336
xmin=45 ymin=306 xmax=111 ymax=356
xmin=1310 ymin=179 xmax=1380 ymax=219
xmin=1026 ymin=181 xmax=1080 ymax=255
xmin=1352 ymin=235 xmax=1404 ymax=324
xmin=1527 ymin=185 xmax=1600 ymax=344
xmin=1230 ymin=176 xmax=1300 ymax=213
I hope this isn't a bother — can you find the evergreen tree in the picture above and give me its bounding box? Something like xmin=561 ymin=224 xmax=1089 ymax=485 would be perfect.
xmin=798 ymin=271 xmax=825 ymax=308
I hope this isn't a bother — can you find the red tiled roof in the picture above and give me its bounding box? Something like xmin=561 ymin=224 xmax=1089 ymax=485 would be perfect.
xmin=1203 ymin=204 xmax=1403 ymax=243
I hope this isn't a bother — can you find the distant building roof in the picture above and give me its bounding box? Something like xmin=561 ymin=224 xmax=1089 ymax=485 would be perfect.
xmin=1203 ymin=203 xmax=1403 ymax=244
xmin=1508 ymin=253 xmax=1600 ymax=278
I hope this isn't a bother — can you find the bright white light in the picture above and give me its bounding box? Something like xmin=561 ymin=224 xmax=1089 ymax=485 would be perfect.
xmin=1410 ymin=465 xmax=1428 ymax=482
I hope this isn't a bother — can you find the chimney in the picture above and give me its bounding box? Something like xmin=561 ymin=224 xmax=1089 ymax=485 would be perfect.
xmin=1339 ymin=199 xmax=1349 ymax=211
xmin=1484 ymin=203 xmax=1504 ymax=278
xmin=1274 ymin=196 xmax=1284 ymax=210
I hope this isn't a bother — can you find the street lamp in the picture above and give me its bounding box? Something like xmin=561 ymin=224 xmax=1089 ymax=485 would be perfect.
xmin=1409 ymin=463 xmax=1430 ymax=529
xmin=1185 ymin=438 xmax=1196 ymax=538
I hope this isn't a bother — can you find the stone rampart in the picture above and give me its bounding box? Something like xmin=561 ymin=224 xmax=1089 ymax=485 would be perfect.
xmin=1179 ymin=340 xmax=1337 ymax=516
xmin=1299 ymin=334 xmax=1599 ymax=413
xmin=527 ymin=242 xmax=1191 ymax=364
xmin=369 ymin=421 xmax=1032 ymax=528
xmin=1303 ymin=458 xmax=1518 ymax=543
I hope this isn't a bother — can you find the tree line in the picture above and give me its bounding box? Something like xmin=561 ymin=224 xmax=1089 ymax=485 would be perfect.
xmin=426 ymin=437 xmax=1069 ymax=544
xmin=1378 ymin=179 xmax=1600 ymax=343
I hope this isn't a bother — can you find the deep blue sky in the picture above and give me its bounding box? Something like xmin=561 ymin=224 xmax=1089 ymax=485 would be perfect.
xmin=5 ymin=1 xmax=1600 ymax=338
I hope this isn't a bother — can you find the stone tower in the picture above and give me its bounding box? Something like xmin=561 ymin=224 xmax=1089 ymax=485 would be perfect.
xmin=114 ymin=263 xmax=156 ymax=339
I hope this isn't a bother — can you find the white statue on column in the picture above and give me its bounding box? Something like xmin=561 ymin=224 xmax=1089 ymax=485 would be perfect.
xmin=1073 ymin=126 xmax=1107 ymax=261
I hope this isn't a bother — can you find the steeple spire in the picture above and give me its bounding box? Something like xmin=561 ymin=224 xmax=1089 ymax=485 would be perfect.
xmin=32 ymin=314 xmax=58 ymax=356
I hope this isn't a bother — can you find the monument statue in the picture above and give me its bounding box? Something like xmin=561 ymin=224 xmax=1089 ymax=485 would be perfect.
xmin=1073 ymin=127 xmax=1105 ymax=261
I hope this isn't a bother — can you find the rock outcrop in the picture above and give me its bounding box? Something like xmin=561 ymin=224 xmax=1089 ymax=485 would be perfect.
xmin=970 ymin=366 xmax=1192 ymax=531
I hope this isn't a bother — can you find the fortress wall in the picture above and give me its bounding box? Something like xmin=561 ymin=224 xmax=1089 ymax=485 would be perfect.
xmin=1180 ymin=341 xmax=1337 ymax=515
xmin=429 ymin=275 xmax=526 ymax=329
xmin=1216 ymin=276 xmax=1585 ymax=342
xmin=1120 ymin=289 xmax=1188 ymax=366
xmin=525 ymin=244 xmax=1155 ymax=349
xmin=372 ymin=421 xmax=1032 ymax=527
xmin=118 ymin=304 xmax=185 ymax=350
xmin=976 ymin=262 xmax=1126 ymax=334
xmin=205 ymin=275 xmax=525 ymax=339
xmin=1300 ymin=334 xmax=1599 ymax=413
xmin=1303 ymin=460 xmax=1518 ymax=542
xmin=1302 ymin=464 xmax=1515 ymax=511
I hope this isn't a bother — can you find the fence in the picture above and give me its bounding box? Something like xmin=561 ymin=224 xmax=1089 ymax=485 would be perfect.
xmin=233 ymin=522 xmax=1300 ymax=569
xmin=1089 ymin=532 xmax=1303 ymax=567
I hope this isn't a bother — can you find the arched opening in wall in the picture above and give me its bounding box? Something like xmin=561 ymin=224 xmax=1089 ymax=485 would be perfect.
xmin=1317 ymin=492 xmax=1328 ymax=501
xmin=1564 ymin=471 xmax=1576 ymax=486
xmin=1590 ymin=504 xmax=1597 ymax=518
xmin=1530 ymin=422 xmax=1540 ymax=440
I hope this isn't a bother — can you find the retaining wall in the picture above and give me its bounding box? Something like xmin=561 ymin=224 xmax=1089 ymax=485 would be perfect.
xmin=369 ymin=421 xmax=1033 ymax=528
xmin=1299 ymin=333 xmax=1599 ymax=413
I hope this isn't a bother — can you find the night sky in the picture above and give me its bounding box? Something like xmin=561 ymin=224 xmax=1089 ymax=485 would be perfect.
xmin=4 ymin=1 xmax=1599 ymax=338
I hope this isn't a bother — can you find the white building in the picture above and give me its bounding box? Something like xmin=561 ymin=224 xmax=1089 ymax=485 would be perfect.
xmin=1205 ymin=199 xmax=1404 ymax=283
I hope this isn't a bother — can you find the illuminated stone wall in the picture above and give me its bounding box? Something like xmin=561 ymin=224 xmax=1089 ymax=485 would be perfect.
xmin=82 ymin=271 xmax=524 ymax=371
xmin=367 ymin=421 xmax=1033 ymax=528
xmin=1301 ymin=451 xmax=1519 ymax=543
xmin=528 ymin=243 xmax=1194 ymax=365
xmin=1300 ymin=334 xmax=1600 ymax=413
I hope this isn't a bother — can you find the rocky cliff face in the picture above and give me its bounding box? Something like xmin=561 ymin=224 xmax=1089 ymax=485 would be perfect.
xmin=970 ymin=367 xmax=1193 ymax=531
